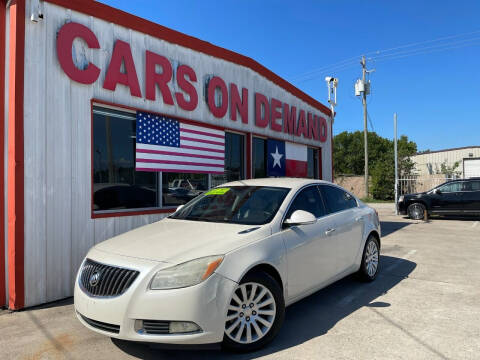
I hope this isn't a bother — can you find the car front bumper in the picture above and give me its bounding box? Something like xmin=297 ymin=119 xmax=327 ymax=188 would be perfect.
xmin=397 ymin=201 xmax=407 ymax=215
xmin=74 ymin=248 xmax=237 ymax=345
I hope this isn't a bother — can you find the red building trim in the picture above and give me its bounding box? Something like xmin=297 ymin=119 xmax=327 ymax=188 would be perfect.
xmin=0 ymin=0 xmax=6 ymax=308
xmin=7 ymin=0 xmax=25 ymax=310
xmin=44 ymin=0 xmax=331 ymax=117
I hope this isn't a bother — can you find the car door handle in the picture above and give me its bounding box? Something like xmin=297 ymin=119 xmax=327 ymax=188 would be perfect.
xmin=325 ymin=228 xmax=336 ymax=236
xmin=355 ymin=217 xmax=363 ymax=222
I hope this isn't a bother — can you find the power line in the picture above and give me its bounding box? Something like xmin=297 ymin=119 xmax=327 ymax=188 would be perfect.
xmin=369 ymin=36 xmax=480 ymax=61
xmin=293 ymin=61 xmax=359 ymax=83
xmin=370 ymin=39 xmax=480 ymax=63
xmin=289 ymin=29 xmax=480 ymax=82
xmin=289 ymin=59 xmax=358 ymax=82
xmin=369 ymin=29 xmax=480 ymax=57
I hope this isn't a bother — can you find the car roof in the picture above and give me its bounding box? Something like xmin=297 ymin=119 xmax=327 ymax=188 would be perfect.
xmin=219 ymin=177 xmax=333 ymax=190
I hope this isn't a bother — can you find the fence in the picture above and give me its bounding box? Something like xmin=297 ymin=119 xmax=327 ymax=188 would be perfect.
xmin=397 ymin=175 xmax=456 ymax=195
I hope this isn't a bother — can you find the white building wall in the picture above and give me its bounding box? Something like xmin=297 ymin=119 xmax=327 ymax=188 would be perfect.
xmin=22 ymin=1 xmax=333 ymax=306
xmin=411 ymin=147 xmax=480 ymax=177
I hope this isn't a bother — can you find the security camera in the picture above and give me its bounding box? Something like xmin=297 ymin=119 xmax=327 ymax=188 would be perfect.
xmin=325 ymin=76 xmax=333 ymax=82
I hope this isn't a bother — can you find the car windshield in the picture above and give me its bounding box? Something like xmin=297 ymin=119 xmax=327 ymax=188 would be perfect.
xmin=169 ymin=186 xmax=290 ymax=225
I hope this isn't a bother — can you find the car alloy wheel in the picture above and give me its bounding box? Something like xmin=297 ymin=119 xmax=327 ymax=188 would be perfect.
xmin=408 ymin=203 xmax=425 ymax=220
xmin=364 ymin=240 xmax=379 ymax=278
xmin=225 ymin=282 xmax=276 ymax=344
xmin=358 ymin=235 xmax=380 ymax=281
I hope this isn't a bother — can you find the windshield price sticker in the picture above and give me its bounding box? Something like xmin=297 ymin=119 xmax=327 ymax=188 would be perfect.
xmin=205 ymin=188 xmax=230 ymax=195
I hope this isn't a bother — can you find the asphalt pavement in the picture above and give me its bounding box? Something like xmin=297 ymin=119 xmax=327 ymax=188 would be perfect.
xmin=1 ymin=203 xmax=479 ymax=359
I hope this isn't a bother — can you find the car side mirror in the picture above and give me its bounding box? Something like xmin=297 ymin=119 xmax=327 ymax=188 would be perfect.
xmin=433 ymin=189 xmax=441 ymax=195
xmin=176 ymin=205 xmax=184 ymax=212
xmin=284 ymin=210 xmax=316 ymax=227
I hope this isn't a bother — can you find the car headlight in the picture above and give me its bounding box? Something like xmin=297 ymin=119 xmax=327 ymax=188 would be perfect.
xmin=398 ymin=195 xmax=404 ymax=202
xmin=150 ymin=255 xmax=224 ymax=290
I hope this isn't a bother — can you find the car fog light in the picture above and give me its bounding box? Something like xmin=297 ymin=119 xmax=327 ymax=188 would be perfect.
xmin=169 ymin=321 xmax=200 ymax=334
xmin=134 ymin=319 xmax=143 ymax=333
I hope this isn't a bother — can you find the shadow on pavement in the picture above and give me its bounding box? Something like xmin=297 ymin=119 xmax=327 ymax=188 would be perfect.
xmin=380 ymin=221 xmax=412 ymax=236
xmin=112 ymin=255 xmax=416 ymax=360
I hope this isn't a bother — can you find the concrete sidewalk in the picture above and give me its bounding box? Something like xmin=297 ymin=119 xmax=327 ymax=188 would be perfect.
xmin=1 ymin=205 xmax=479 ymax=359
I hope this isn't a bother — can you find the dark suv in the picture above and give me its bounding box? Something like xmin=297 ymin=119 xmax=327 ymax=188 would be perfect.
xmin=398 ymin=178 xmax=480 ymax=219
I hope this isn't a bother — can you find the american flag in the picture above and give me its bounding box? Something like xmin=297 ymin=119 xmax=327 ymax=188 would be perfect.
xmin=135 ymin=111 xmax=225 ymax=174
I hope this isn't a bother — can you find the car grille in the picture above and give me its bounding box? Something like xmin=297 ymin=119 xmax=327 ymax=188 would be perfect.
xmin=79 ymin=313 xmax=120 ymax=334
xmin=142 ymin=320 xmax=170 ymax=334
xmin=79 ymin=258 xmax=139 ymax=297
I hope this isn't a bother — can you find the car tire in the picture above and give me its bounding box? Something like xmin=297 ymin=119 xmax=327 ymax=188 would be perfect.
xmin=407 ymin=202 xmax=426 ymax=220
xmin=222 ymin=271 xmax=285 ymax=352
xmin=358 ymin=235 xmax=380 ymax=282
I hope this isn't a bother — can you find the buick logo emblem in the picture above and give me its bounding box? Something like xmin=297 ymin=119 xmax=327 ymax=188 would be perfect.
xmin=89 ymin=271 xmax=101 ymax=287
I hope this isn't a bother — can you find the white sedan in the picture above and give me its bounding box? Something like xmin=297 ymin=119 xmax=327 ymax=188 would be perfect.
xmin=74 ymin=178 xmax=381 ymax=352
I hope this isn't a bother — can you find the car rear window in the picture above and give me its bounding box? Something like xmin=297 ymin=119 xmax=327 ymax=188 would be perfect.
xmin=465 ymin=180 xmax=480 ymax=191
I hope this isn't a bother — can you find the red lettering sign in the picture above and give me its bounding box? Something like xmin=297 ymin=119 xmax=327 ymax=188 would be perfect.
xmin=318 ymin=116 xmax=328 ymax=142
xmin=270 ymin=98 xmax=282 ymax=132
xmin=207 ymin=76 xmax=228 ymax=118
xmin=283 ymin=104 xmax=296 ymax=135
xmin=230 ymin=83 xmax=248 ymax=124
xmin=103 ymin=40 xmax=142 ymax=97
xmin=255 ymin=93 xmax=269 ymax=128
xmin=175 ymin=65 xmax=198 ymax=111
xmin=56 ymin=23 xmax=330 ymax=143
xmin=56 ymin=22 xmax=101 ymax=84
xmin=145 ymin=50 xmax=174 ymax=105
xmin=296 ymin=110 xmax=308 ymax=138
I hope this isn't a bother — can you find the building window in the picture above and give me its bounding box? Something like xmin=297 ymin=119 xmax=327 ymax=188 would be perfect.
xmin=92 ymin=106 xmax=214 ymax=213
xmin=93 ymin=107 xmax=158 ymax=211
xmin=253 ymin=137 xmax=267 ymax=178
xmin=307 ymin=147 xmax=319 ymax=179
xmin=212 ymin=132 xmax=245 ymax=187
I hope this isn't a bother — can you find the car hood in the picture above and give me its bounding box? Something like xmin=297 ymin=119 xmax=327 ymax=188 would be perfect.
xmin=94 ymin=218 xmax=272 ymax=264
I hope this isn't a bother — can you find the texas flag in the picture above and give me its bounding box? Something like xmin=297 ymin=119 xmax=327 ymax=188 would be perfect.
xmin=267 ymin=139 xmax=308 ymax=177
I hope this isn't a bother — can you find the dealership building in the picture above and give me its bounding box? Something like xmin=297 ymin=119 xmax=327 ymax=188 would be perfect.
xmin=1 ymin=0 xmax=333 ymax=309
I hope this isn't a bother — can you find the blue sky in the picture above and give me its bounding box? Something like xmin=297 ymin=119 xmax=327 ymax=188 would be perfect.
xmin=101 ymin=0 xmax=480 ymax=152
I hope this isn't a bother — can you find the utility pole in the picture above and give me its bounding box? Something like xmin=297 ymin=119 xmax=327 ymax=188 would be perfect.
xmin=326 ymin=77 xmax=338 ymax=182
xmin=361 ymin=56 xmax=368 ymax=198
xmin=355 ymin=57 xmax=374 ymax=198
xmin=394 ymin=113 xmax=398 ymax=215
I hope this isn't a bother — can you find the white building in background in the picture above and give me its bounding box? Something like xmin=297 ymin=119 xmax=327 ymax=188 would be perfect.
xmin=411 ymin=146 xmax=480 ymax=178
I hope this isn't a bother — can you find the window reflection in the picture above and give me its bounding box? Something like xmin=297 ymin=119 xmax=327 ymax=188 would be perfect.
xmin=212 ymin=132 xmax=245 ymax=187
xmin=253 ymin=137 xmax=267 ymax=178
xmin=307 ymin=148 xmax=319 ymax=179
xmin=162 ymin=173 xmax=208 ymax=207
xmin=93 ymin=108 xmax=158 ymax=211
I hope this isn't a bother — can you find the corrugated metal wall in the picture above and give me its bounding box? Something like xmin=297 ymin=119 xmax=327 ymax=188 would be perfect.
xmin=21 ymin=0 xmax=333 ymax=306
xmin=411 ymin=147 xmax=480 ymax=177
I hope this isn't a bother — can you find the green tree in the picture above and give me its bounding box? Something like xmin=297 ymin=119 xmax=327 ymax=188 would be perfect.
xmin=333 ymin=131 xmax=417 ymax=200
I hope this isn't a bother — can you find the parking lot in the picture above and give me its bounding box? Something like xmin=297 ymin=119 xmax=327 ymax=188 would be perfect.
xmin=1 ymin=203 xmax=479 ymax=360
